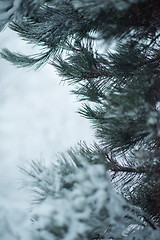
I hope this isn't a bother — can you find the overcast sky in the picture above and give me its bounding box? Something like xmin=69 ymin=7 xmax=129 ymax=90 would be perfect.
xmin=0 ymin=28 xmax=93 ymax=232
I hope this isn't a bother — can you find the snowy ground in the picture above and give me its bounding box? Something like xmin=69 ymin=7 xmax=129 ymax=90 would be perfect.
xmin=0 ymin=28 xmax=93 ymax=238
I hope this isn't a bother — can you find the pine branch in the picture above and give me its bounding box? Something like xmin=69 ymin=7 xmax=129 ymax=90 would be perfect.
xmin=1 ymin=48 xmax=52 ymax=68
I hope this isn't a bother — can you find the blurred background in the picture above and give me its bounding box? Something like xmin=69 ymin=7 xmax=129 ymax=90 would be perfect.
xmin=0 ymin=28 xmax=93 ymax=237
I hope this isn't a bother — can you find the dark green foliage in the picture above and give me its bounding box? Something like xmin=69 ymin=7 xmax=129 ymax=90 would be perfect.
xmin=1 ymin=1 xmax=94 ymax=67
xmin=1 ymin=48 xmax=51 ymax=68
xmin=2 ymin=0 xmax=160 ymax=237
xmin=3 ymin=0 xmax=160 ymax=68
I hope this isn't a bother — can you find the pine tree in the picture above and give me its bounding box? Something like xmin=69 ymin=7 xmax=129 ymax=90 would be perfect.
xmin=1 ymin=0 xmax=160 ymax=239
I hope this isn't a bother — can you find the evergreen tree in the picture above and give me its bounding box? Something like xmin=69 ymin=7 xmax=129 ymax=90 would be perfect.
xmin=1 ymin=0 xmax=160 ymax=239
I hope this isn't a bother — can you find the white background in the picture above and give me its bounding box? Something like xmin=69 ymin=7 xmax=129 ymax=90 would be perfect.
xmin=0 ymin=28 xmax=93 ymax=235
